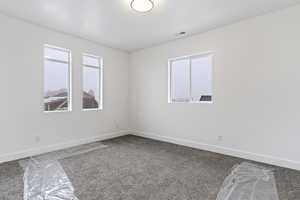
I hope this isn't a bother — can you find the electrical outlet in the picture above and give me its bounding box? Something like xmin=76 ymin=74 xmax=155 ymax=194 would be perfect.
xmin=217 ymin=135 xmax=223 ymax=141
xmin=35 ymin=136 xmax=40 ymax=143
xmin=113 ymin=119 xmax=120 ymax=129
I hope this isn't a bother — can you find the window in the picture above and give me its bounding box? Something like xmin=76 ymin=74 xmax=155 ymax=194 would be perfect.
xmin=82 ymin=54 xmax=102 ymax=110
xmin=44 ymin=45 xmax=71 ymax=112
xmin=168 ymin=53 xmax=213 ymax=103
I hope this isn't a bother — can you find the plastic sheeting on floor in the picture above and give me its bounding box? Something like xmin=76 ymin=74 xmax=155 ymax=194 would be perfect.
xmin=19 ymin=142 xmax=107 ymax=169
xmin=24 ymin=158 xmax=78 ymax=200
xmin=216 ymin=162 xmax=279 ymax=200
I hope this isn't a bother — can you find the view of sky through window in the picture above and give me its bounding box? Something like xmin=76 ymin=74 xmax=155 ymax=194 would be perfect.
xmin=82 ymin=55 xmax=101 ymax=110
xmin=170 ymin=54 xmax=212 ymax=103
xmin=44 ymin=46 xmax=70 ymax=112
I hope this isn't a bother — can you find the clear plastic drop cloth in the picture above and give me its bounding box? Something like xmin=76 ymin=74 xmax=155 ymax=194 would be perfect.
xmin=24 ymin=158 xmax=78 ymax=200
xmin=19 ymin=142 xmax=107 ymax=169
xmin=216 ymin=162 xmax=279 ymax=200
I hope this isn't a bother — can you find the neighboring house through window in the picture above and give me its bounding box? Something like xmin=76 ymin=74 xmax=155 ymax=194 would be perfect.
xmin=82 ymin=54 xmax=102 ymax=110
xmin=44 ymin=45 xmax=71 ymax=112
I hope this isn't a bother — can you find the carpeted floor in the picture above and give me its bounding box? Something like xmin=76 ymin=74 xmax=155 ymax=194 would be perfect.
xmin=0 ymin=135 xmax=300 ymax=200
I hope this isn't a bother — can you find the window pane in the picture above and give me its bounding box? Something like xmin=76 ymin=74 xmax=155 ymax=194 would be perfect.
xmin=83 ymin=55 xmax=99 ymax=67
xmin=171 ymin=59 xmax=190 ymax=102
xmin=45 ymin=47 xmax=69 ymax=62
xmin=191 ymin=55 xmax=212 ymax=101
xmin=44 ymin=61 xmax=69 ymax=111
xmin=83 ymin=66 xmax=100 ymax=109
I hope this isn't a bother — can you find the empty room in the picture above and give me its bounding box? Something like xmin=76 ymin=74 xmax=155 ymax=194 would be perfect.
xmin=1 ymin=0 xmax=300 ymax=199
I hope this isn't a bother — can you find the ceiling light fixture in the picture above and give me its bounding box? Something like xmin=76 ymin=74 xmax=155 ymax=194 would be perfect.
xmin=131 ymin=0 xmax=154 ymax=13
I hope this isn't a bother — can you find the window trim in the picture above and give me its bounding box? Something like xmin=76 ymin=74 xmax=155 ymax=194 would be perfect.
xmin=82 ymin=53 xmax=103 ymax=111
xmin=168 ymin=51 xmax=213 ymax=104
xmin=43 ymin=44 xmax=72 ymax=113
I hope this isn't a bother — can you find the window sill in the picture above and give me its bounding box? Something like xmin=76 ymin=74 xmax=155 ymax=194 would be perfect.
xmin=82 ymin=108 xmax=102 ymax=111
xmin=44 ymin=110 xmax=72 ymax=113
xmin=168 ymin=101 xmax=213 ymax=104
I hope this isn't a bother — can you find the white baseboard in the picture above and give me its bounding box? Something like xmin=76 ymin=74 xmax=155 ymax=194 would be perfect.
xmin=131 ymin=130 xmax=300 ymax=171
xmin=0 ymin=130 xmax=129 ymax=164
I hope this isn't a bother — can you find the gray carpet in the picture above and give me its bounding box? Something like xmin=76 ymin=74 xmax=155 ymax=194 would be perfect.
xmin=0 ymin=135 xmax=299 ymax=200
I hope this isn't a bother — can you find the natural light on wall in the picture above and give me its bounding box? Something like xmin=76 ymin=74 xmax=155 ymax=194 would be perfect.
xmin=131 ymin=0 xmax=154 ymax=12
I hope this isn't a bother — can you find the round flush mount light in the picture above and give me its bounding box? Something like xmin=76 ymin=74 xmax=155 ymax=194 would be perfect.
xmin=131 ymin=0 xmax=154 ymax=13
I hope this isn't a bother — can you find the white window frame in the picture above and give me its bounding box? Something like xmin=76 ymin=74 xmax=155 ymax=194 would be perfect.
xmin=82 ymin=53 xmax=103 ymax=111
xmin=43 ymin=44 xmax=72 ymax=113
xmin=168 ymin=52 xmax=213 ymax=104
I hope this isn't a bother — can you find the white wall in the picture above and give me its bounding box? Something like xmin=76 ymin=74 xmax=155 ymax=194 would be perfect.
xmin=129 ymin=5 xmax=300 ymax=170
xmin=0 ymin=13 xmax=129 ymax=162
xmin=1 ymin=4 xmax=300 ymax=170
